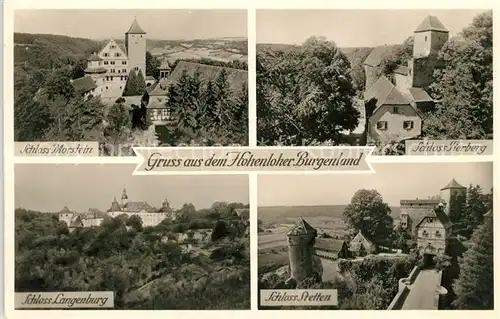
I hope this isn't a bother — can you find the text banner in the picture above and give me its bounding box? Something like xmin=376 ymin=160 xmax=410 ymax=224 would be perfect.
xmin=133 ymin=147 xmax=374 ymax=173
xmin=405 ymin=140 xmax=493 ymax=155
xmin=15 ymin=291 xmax=114 ymax=309
xmin=260 ymin=289 xmax=338 ymax=307
xmin=15 ymin=142 xmax=100 ymax=157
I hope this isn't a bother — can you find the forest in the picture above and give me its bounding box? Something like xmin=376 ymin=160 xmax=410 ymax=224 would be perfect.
xmin=15 ymin=201 xmax=250 ymax=310
xmin=14 ymin=33 xmax=249 ymax=153
xmin=256 ymin=11 xmax=493 ymax=153
xmin=258 ymin=184 xmax=493 ymax=310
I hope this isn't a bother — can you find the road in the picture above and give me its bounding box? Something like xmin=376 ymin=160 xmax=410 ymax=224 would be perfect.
xmin=401 ymin=270 xmax=442 ymax=310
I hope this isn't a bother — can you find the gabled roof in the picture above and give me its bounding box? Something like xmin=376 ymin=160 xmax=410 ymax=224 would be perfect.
xmin=364 ymin=76 xmax=412 ymax=112
xmin=415 ymin=16 xmax=449 ymax=33
xmin=407 ymin=87 xmax=433 ymax=103
xmin=149 ymin=78 xmax=169 ymax=96
xmin=315 ymin=238 xmax=347 ymax=253
xmin=126 ymin=18 xmax=146 ymax=34
xmin=287 ymin=218 xmax=317 ymax=236
xmin=440 ymin=178 xmax=466 ymax=190
xmin=69 ymin=216 xmax=83 ymax=228
xmin=72 ymin=76 xmax=97 ymax=93
xmin=363 ymin=45 xmax=395 ymax=67
xmin=85 ymin=208 xmax=107 ymax=219
xmin=123 ymin=201 xmax=155 ymax=213
xmin=415 ymin=207 xmax=452 ymax=230
xmin=352 ymin=230 xmax=374 ymax=245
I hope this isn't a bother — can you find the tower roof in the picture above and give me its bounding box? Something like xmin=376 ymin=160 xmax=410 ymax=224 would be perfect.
xmin=159 ymin=58 xmax=171 ymax=70
xmin=88 ymin=53 xmax=102 ymax=62
xmin=109 ymin=197 xmax=122 ymax=212
xmin=287 ymin=218 xmax=317 ymax=236
xmin=415 ymin=16 xmax=448 ymax=33
xmin=162 ymin=197 xmax=170 ymax=207
xmin=440 ymin=178 xmax=466 ymax=190
xmin=126 ymin=18 xmax=146 ymax=34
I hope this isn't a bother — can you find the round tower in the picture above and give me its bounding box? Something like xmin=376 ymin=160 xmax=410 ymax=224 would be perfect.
xmin=440 ymin=178 xmax=466 ymax=216
xmin=287 ymin=218 xmax=318 ymax=282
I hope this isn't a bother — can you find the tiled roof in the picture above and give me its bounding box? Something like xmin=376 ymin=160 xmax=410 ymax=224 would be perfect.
xmin=72 ymin=76 xmax=97 ymax=93
xmin=108 ymin=198 xmax=121 ymax=212
xmin=126 ymin=18 xmax=146 ymax=34
xmin=415 ymin=16 xmax=448 ymax=33
xmin=149 ymin=78 xmax=169 ymax=96
xmin=415 ymin=207 xmax=452 ymax=230
xmin=394 ymin=65 xmax=408 ymax=75
xmin=364 ymin=75 xmax=411 ymax=112
xmin=363 ymin=45 xmax=395 ymax=67
xmin=400 ymin=199 xmax=443 ymax=205
xmin=88 ymin=53 xmax=102 ymax=61
xmin=353 ymin=230 xmax=374 ymax=245
xmin=407 ymin=87 xmax=433 ymax=102
xmin=85 ymin=208 xmax=107 ymax=219
xmin=169 ymin=61 xmax=248 ymax=94
xmin=440 ymin=178 xmax=466 ymax=190
xmin=287 ymin=218 xmax=317 ymax=236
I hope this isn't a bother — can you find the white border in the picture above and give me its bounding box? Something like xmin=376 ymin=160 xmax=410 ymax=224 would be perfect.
xmin=3 ymin=0 xmax=500 ymax=318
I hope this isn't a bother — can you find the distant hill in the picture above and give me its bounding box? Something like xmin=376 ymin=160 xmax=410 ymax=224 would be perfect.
xmin=258 ymin=205 xmax=401 ymax=223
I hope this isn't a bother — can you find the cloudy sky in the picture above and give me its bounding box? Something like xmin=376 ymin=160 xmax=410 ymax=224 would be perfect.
xmin=15 ymin=9 xmax=247 ymax=40
xmin=259 ymin=162 xmax=493 ymax=207
xmin=257 ymin=9 xmax=487 ymax=47
xmin=15 ymin=164 xmax=249 ymax=212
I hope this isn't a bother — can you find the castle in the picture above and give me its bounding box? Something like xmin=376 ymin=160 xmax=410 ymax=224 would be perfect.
xmin=400 ymin=178 xmax=466 ymax=255
xmin=363 ymin=15 xmax=449 ymax=144
xmin=58 ymin=187 xmax=177 ymax=231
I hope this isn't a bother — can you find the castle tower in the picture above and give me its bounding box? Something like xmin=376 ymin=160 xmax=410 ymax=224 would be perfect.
xmin=159 ymin=58 xmax=171 ymax=79
xmin=125 ymin=18 xmax=146 ymax=77
xmin=409 ymin=16 xmax=449 ymax=89
xmin=121 ymin=187 xmax=129 ymax=207
xmin=287 ymin=218 xmax=318 ymax=282
xmin=440 ymin=178 xmax=467 ymax=216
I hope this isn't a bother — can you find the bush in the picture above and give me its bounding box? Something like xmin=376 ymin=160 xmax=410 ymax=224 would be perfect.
xmin=211 ymin=220 xmax=229 ymax=241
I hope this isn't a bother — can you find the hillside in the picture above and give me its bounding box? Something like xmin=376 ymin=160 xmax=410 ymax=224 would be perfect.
xmin=258 ymin=205 xmax=401 ymax=223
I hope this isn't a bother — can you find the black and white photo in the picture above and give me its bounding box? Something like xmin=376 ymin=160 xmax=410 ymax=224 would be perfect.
xmin=14 ymin=10 xmax=248 ymax=155
xmin=256 ymin=10 xmax=493 ymax=155
xmin=257 ymin=162 xmax=493 ymax=309
xmin=14 ymin=164 xmax=250 ymax=309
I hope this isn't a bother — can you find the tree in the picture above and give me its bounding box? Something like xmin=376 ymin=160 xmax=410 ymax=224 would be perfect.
xmin=338 ymin=241 xmax=351 ymax=259
xmin=456 ymin=185 xmax=490 ymax=239
xmin=146 ymin=51 xmax=161 ymax=79
xmin=211 ymin=220 xmax=229 ymax=241
xmin=123 ymin=70 xmax=146 ymax=96
xmin=104 ymin=100 xmax=132 ymax=146
xmin=376 ymin=36 xmax=414 ymax=83
xmin=343 ymin=189 xmax=393 ymax=246
xmin=452 ymin=212 xmax=493 ymax=309
xmin=425 ymin=11 xmax=493 ymax=139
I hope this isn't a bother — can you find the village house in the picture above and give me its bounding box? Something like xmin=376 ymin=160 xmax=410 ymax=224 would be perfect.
xmin=349 ymin=231 xmax=374 ymax=255
xmin=414 ymin=204 xmax=452 ymax=256
xmin=362 ymin=15 xmax=449 ymax=144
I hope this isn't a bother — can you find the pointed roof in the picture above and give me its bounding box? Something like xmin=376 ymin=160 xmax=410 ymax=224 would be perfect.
xmin=162 ymin=197 xmax=170 ymax=207
xmin=287 ymin=218 xmax=317 ymax=236
xmin=364 ymin=76 xmax=413 ymax=113
xmin=88 ymin=53 xmax=102 ymax=62
xmin=109 ymin=197 xmax=122 ymax=212
xmin=60 ymin=205 xmax=71 ymax=214
xmin=415 ymin=16 xmax=449 ymax=33
xmin=126 ymin=18 xmax=146 ymax=34
xmin=352 ymin=230 xmax=374 ymax=245
xmin=440 ymin=178 xmax=466 ymax=190
xmin=363 ymin=45 xmax=395 ymax=67
xmin=415 ymin=207 xmax=452 ymax=230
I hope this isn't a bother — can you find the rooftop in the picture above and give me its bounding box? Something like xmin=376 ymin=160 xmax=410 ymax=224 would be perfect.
xmin=440 ymin=178 xmax=466 ymax=190
xmin=126 ymin=18 xmax=146 ymax=34
xmin=287 ymin=218 xmax=317 ymax=236
xmin=415 ymin=15 xmax=449 ymax=33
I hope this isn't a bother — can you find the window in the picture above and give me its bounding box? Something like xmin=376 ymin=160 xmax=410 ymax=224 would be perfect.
xmin=120 ymin=76 xmax=123 ymax=81
xmin=425 ymin=36 xmax=428 ymax=42
xmin=111 ymin=61 xmax=115 ymax=65
xmin=393 ymin=107 xmax=398 ymax=114
xmin=135 ymin=66 xmax=139 ymax=71
xmin=435 ymin=231 xmax=441 ymax=237
xmin=104 ymin=61 xmax=109 ymax=65
xmin=403 ymin=121 xmax=414 ymax=130
xmin=110 ymin=76 xmax=114 ymax=81
xmin=106 ymin=86 xmax=109 ymax=90
xmin=376 ymin=121 xmax=388 ymax=130
xmin=122 ymin=61 xmax=127 ymax=65
xmin=422 ymin=230 xmax=429 ymax=237
xmin=115 ymin=53 xmax=121 ymax=57
xmin=105 ymin=76 xmax=109 ymax=81
xmin=122 ymin=68 xmax=127 ymax=73
xmin=104 ymin=53 xmax=109 ymax=57
xmin=110 ymin=45 xmax=116 ymax=49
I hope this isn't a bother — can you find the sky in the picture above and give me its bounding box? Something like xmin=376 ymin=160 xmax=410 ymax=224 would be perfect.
xmin=14 ymin=10 xmax=247 ymax=40
xmin=258 ymin=162 xmax=493 ymax=207
xmin=257 ymin=9 xmax=487 ymax=47
xmin=15 ymin=164 xmax=249 ymax=212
